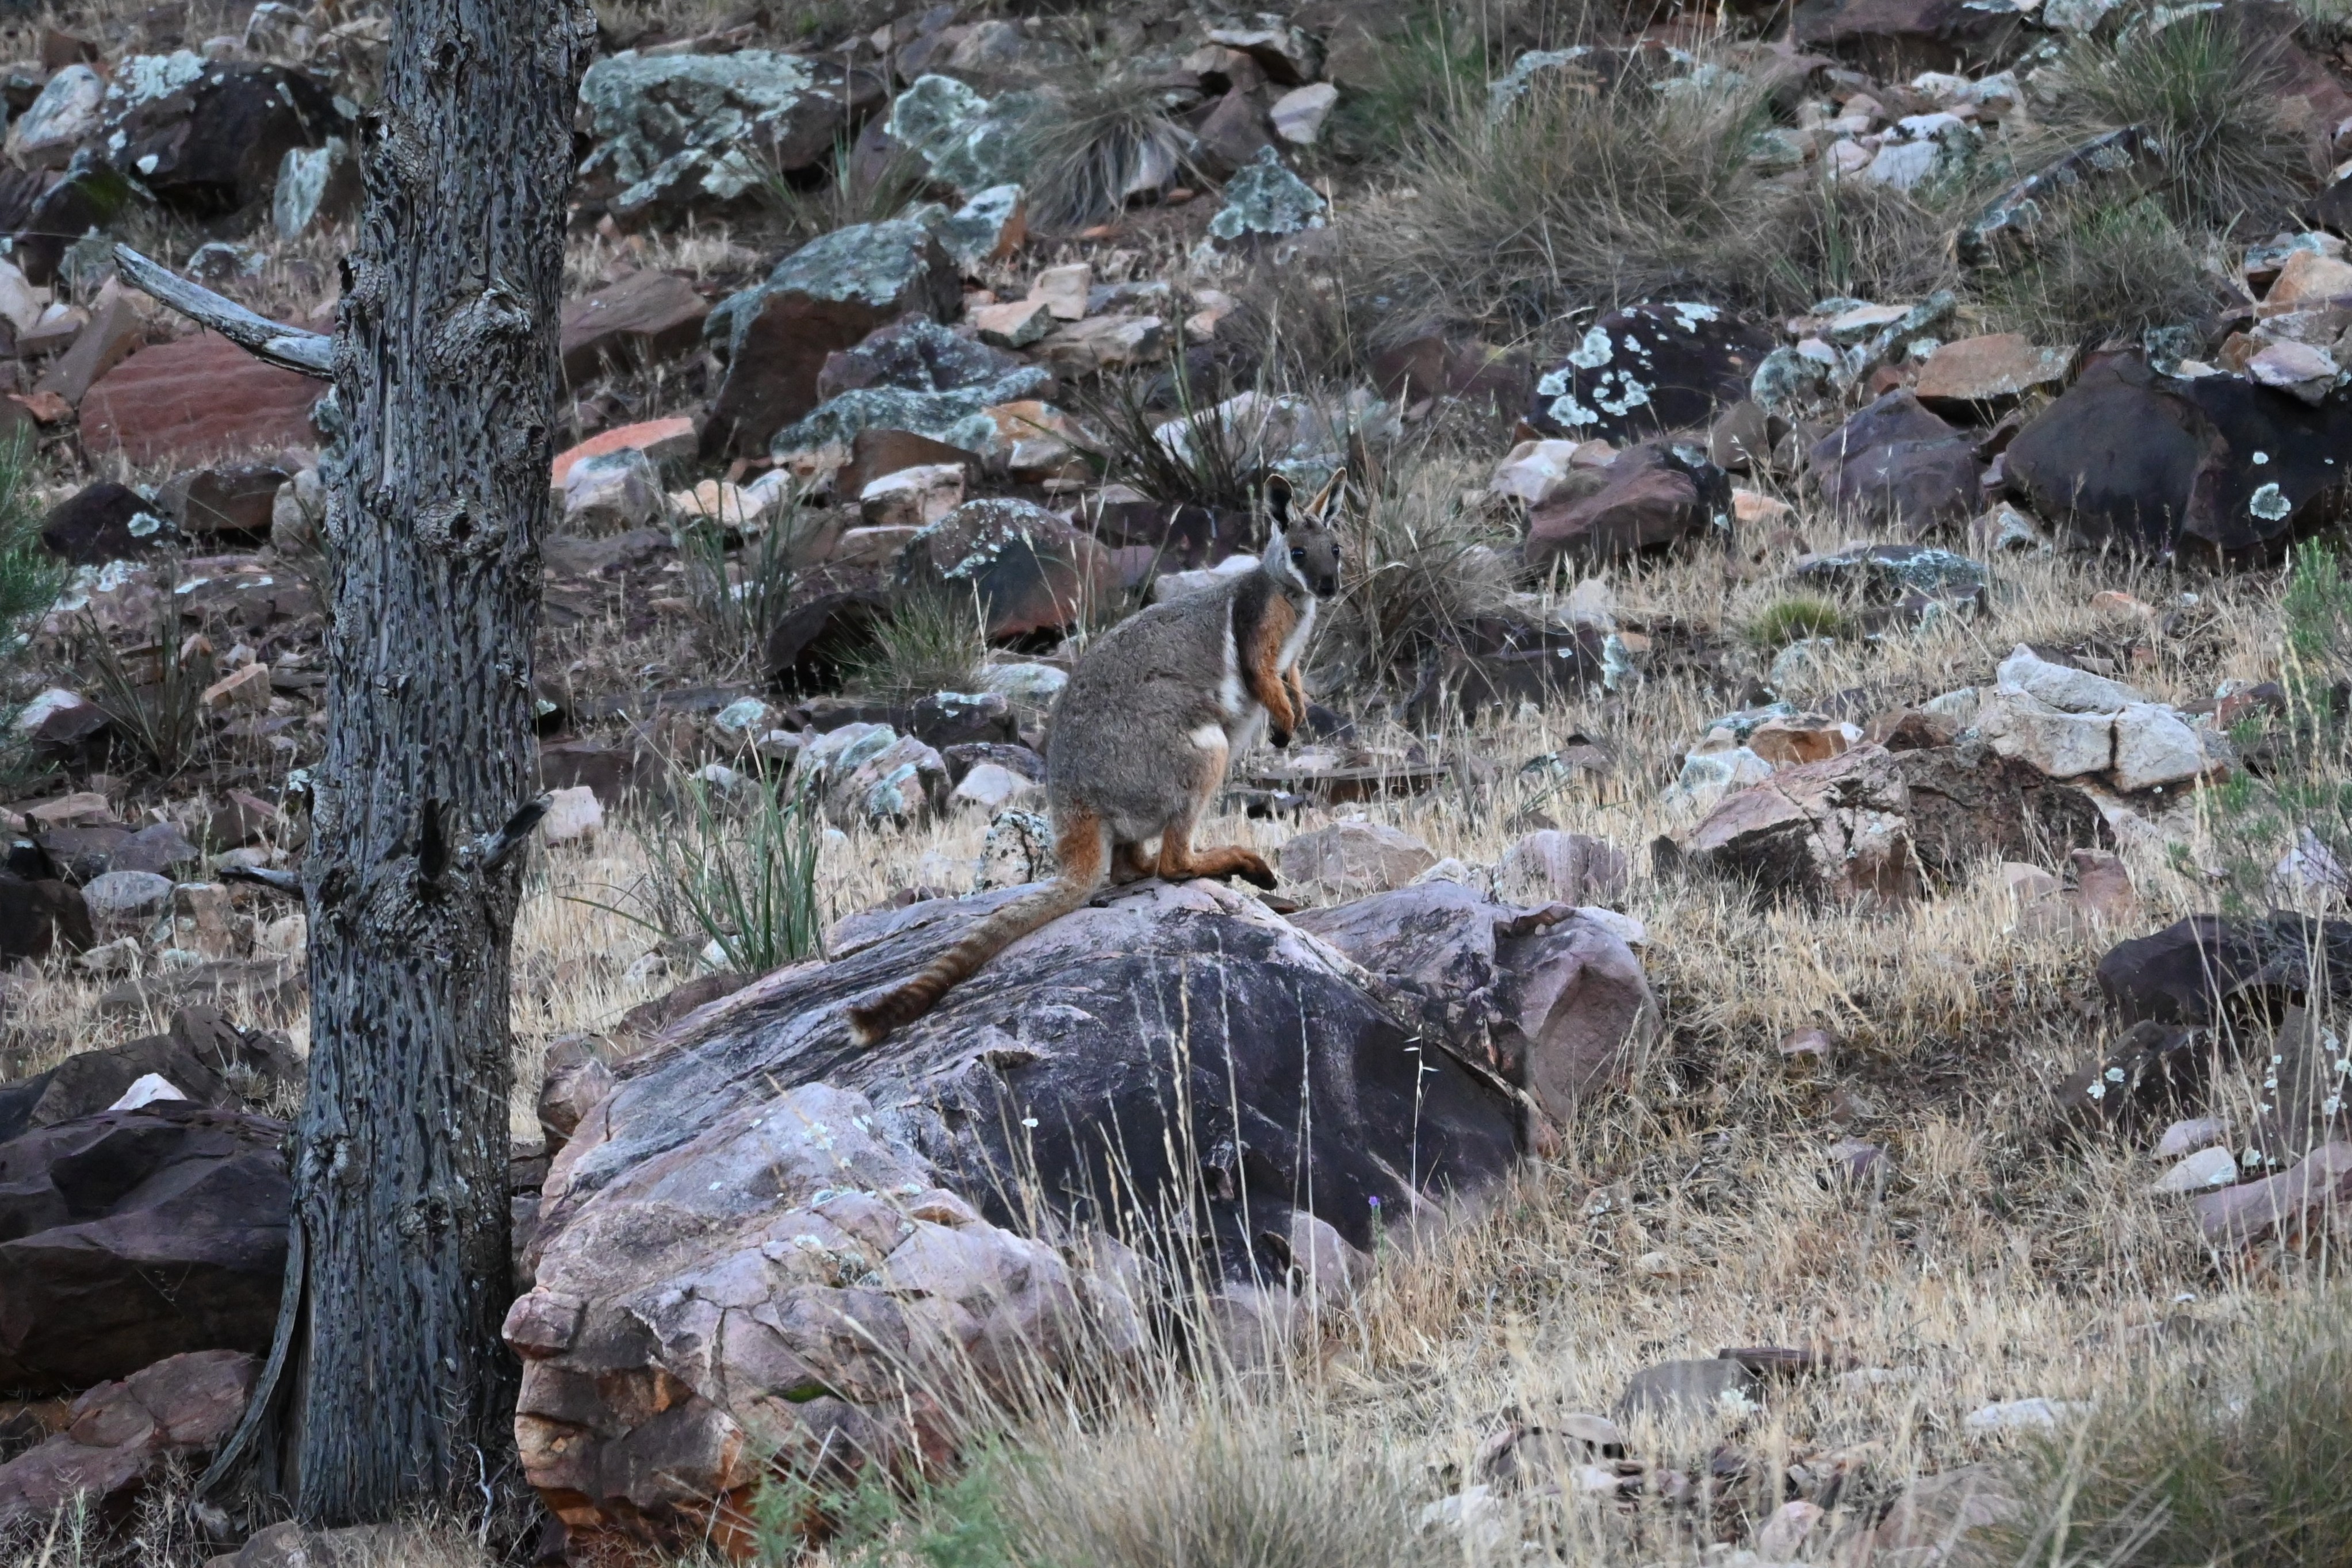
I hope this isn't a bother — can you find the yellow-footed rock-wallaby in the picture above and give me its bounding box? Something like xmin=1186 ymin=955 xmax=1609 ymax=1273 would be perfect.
xmin=846 ymin=471 xmax=1348 ymax=1044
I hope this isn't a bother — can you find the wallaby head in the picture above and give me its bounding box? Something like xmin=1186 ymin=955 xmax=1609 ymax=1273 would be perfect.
xmin=1262 ymin=470 xmax=1345 ymax=601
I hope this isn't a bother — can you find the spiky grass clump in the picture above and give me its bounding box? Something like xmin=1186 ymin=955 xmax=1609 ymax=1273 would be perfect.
xmin=1015 ymin=81 xmax=1196 ymax=233
xmin=756 ymin=134 xmax=932 ymax=254
xmin=1319 ymin=458 xmax=1517 ymax=688
xmin=1362 ymin=67 xmax=1798 ymax=333
xmin=1064 ymin=362 xmax=1269 ymax=515
xmin=2041 ymin=11 xmax=2320 ymax=232
xmin=1976 ymin=196 xmax=2227 ymax=345
xmin=1747 ymin=595 xmax=1852 ymax=650
xmin=846 ymin=587 xmax=989 ymax=706
xmin=1982 ymin=1294 xmax=2352 ymax=1567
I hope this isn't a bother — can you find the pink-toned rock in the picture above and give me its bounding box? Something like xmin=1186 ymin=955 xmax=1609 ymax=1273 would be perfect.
xmin=0 ymin=1350 xmax=255 ymax=1529
xmin=549 ymin=416 xmax=698 ymax=488
xmin=1667 ymin=743 xmax=1918 ymax=904
xmin=2263 ymin=249 xmax=2352 ymax=309
xmin=1913 ymin=333 xmax=2072 ymax=408
xmin=2194 ymin=1140 xmax=2352 ymax=1250
xmin=80 ymin=333 xmax=321 ymax=467
xmin=560 ymin=270 xmax=710 ymax=385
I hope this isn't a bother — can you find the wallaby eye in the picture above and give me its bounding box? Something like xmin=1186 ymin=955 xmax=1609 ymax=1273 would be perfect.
xmin=1290 ymin=547 xmax=1307 ymax=563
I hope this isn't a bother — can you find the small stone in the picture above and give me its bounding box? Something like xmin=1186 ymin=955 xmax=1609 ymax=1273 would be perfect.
xmin=2264 ymin=248 xmax=2352 ymax=309
xmin=81 ymin=869 xmax=174 ymax=927
xmin=859 ymin=462 xmax=966 ymax=528
xmin=1757 ymin=1500 xmax=1825 ymax=1559
xmin=1269 ymin=82 xmax=1338 ymax=144
xmin=1827 ymin=1138 xmax=1888 ymax=1182
xmin=540 ymin=785 xmax=603 ymax=846
xmin=2155 ymin=1117 xmax=2228 ymax=1159
xmin=1995 ymin=645 xmax=2147 ymax=714
xmin=1029 ymin=262 xmax=1091 ymax=321
xmin=2151 ymin=1145 xmax=2239 ymax=1195
xmin=1964 ymin=1397 xmax=2085 ymax=1431
xmin=1614 ymin=1358 xmax=1759 ymax=1422
xmin=971 ymin=297 xmax=1054 ymax=348
xmin=1914 ymin=333 xmax=2073 ymax=407
xmin=199 ymin=663 xmax=271 ymax=713
xmin=562 ymin=448 xmax=664 ymax=532
xmin=950 ymin=762 xmax=1038 ymax=812
xmin=106 ymin=1072 xmax=189 ymax=1111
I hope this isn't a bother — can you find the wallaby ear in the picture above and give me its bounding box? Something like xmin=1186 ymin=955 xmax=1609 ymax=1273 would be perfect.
xmin=1263 ymin=472 xmax=1293 ymax=528
xmin=1304 ymin=466 xmax=1347 ymax=522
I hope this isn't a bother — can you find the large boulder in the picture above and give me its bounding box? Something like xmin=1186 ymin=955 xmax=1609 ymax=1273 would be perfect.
xmin=702 ymin=220 xmax=963 ymax=459
xmin=0 ymin=1349 xmax=255 ymax=1530
xmin=95 ymin=55 xmax=346 ymax=214
xmin=2004 ymin=351 xmax=2352 ymax=555
xmin=510 ymin=879 xmax=1521 ymax=1552
xmin=0 ymin=1006 xmax=299 ymax=1144
xmin=1529 ymin=304 xmax=1776 ymax=444
xmin=1524 ymin=442 xmax=1732 ymax=570
xmin=0 ymin=1103 xmax=289 ymax=1394
xmin=1293 ymin=880 xmax=1658 ymax=1127
xmin=2098 ymin=913 xmax=2352 ymax=1027
xmin=892 ymin=497 xmax=1120 ymax=639
xmin=80 ymin=332 xmax=324 ymax=468
xmin=1807 ymin=390 xmax=1982 ymax=538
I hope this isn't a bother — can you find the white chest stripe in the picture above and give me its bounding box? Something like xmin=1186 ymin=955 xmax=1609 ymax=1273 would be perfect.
xmin=1275 ymin=597 xmax=1318 ymax=675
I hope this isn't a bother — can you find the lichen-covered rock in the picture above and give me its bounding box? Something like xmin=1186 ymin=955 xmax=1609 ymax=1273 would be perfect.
xmin=97 ymin=55 xmax=347 ymax=213
xmin=271 ymin=135 xmax=357 ymax=239
xmin=1788 ymin=542 xmax=1987 ymax=631
xmin=702 ymin=220 xmax=962 ymax=459
xmin=928 ymin=183 xmax=1027 ymax=271
xmin=577 ymin=51 xmax=880 ymax=220
xmin=1206 ymin=145 xmax=1327 ymax=243
xmin=894 ymin=498 xmax=1120 ymax=639
xmin=771 ymin=316 xmax=1050 ymax=456
xmin=1529 ymin=303 xmax=1776 ymax=444
xmin=10 ymin=63 xmax=105 ymax=168
xmin=886 ymin=74 xmax=1039 ymax=195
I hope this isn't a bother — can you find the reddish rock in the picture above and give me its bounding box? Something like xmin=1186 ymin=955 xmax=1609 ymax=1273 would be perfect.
xmin=0 ymin=1103 xmax=289 ymax=1394
xmin=0 ymin=1350 xmax=255 ymax=1529
xmin=1913 ymin=334 xmax=2073 ymax=412
xmin=560 ymin=270 xmax=710 ymax=385
xmin=548 ymin=416 xmax=698 ymax=488
xmin=2195 ymin=1140 xmax=2352 ymax=1249
xmin=32 ymin=293 xmax=145 ymax=407
xmin=1524 ymin=443 xmax=1730 ymax=570
xmin=81 ymin=333 xmax=323 ymax=467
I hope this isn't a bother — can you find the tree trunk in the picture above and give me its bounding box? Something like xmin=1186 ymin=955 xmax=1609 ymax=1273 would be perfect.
xmin=257 ymin=0 xmax=593 ymax=1522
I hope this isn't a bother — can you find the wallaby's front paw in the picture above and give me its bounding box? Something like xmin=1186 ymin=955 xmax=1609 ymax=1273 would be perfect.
xmin=1238 ymin=854 xmax=1278 ymax=890
xmin=1269 ymin=726 xmax=1293 ymax=750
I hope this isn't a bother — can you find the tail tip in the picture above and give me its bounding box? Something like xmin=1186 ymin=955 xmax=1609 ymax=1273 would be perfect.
xmin=846 ymin=1002 xmax=891 ymax=1046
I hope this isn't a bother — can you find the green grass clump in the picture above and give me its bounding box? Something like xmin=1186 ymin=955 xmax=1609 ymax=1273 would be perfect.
xmin=1976 ymin=197 xmax=2227 ymax=347
xmin=846 ymin=587 xmax=988 ymax=706
xmin=2040 ymin=11 xmax=2320 ymax=233
xmin=1982 ymin=1294 xmax=2352 ymax=1566
xmin=1747 ymin=595 xmax=1853 ymax=650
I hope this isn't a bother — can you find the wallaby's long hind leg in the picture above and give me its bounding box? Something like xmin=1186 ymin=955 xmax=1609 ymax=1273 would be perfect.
xmin=1156 ymin=737 xmax=1277 ymax=889
xmin=1109 ymin=839 xmax=1156 ymax=885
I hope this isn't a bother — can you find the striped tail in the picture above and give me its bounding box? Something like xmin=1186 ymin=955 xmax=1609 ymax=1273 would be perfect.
xmin=846 ymin=811 xmax=1107 ymax=1045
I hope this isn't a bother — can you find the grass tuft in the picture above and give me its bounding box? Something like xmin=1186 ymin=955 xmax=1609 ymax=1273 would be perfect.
xmin=1975 ymin=196 xmax=2227 ymax=346
xmin=1983 ymin=1294 xmax=2352 ymax=1567
xmin=1013 ymin=81 xmax=1196 ymax=234
xmin=2040 ymin=11 xmax=2320 ymax=233
xmin=1747 ymin=595 xmax=1853 ymax=650
xmin=845 ymin=586 xmax=989 ymax=706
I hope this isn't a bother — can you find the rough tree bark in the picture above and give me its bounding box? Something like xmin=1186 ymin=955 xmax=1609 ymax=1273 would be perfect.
xmin=128 ymin=0 xmax=596 ymax=1525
